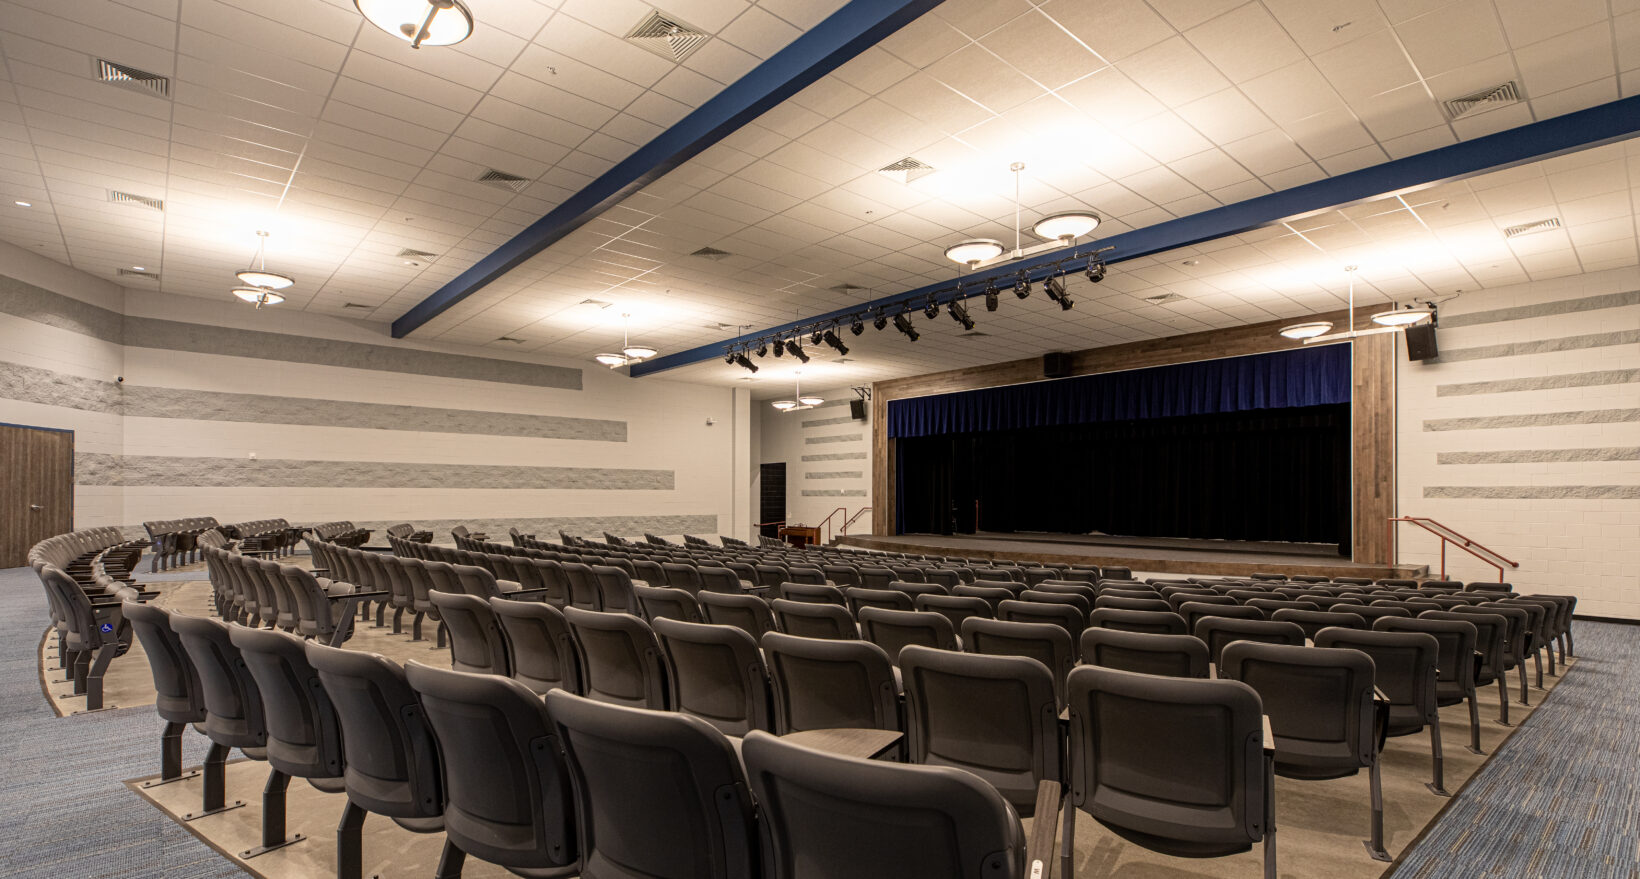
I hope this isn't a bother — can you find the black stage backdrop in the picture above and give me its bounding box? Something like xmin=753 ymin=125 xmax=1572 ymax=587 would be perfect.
xmin=895 ymin=403 xmax=1351 ymax=547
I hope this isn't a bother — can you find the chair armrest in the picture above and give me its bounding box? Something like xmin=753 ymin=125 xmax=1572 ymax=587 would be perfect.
xmin=497 ymin=579 xmax=522 ymax=593
xmin=1026 ymin=779 xmax=1061 ymax=877
xmin=1373 ymin=686 xmax=1391 ymax=705
xmin=1261 ymin=715 xmax=1275 ymax=754
xmin=330 ymin=588 xmax=388 ymax=602
xmin=507 ymin=587 xmax=558 ymax=601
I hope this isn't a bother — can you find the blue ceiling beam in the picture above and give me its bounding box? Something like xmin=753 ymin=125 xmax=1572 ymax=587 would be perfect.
xmin=631 ymin=94 xmax=1640 ymax=377
xmin=391 ymin=0 xmax=947 ymax=339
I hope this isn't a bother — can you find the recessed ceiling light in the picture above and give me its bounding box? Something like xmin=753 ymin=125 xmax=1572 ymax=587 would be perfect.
xmin=13 ymin=200 xmax=31 ymax=207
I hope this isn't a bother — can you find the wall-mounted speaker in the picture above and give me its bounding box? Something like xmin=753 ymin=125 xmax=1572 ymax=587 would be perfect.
xmin=1405 ymin=324 xmax=1439 ymax=362
xmin=849 ymin=398 xmax=868 ymax=421
xmin=1043 ymin=351 xmax=1073 ymax=378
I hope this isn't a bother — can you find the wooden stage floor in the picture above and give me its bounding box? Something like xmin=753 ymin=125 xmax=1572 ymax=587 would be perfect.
xmin=837 ymin=531 xmax=1429 ymax=580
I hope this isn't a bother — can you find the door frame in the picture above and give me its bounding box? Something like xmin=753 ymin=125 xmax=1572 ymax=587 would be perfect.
xmin=1 ymin=420 xmax=76 ymax=547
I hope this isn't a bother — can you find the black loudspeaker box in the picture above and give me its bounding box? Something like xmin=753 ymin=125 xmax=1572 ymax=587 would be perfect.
xmin=849 ymin=398 xmax=868 ymax=421
xmin=1043 ymin=351 xmax=1073 ymax=378
xmin=1405 ymin=324 xmax=1438 ymax=361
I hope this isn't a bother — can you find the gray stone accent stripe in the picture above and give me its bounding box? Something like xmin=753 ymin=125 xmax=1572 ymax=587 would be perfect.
xmin=0 ymin=358 xmax=625 ymax=441
xmin=1424 ymin=485 xmax=1640 ymax=499
xmin=801 ymin=415 xmax=856 ymax=428
xmin=1438 ymin=330 xmax=1639 ymax=362
xmin=801 ymin=489 xmax=868 ymax=497
xmin=803 ymin=452 xmax=868 ymax=461
xmin=1424 ymin=409 xmax=1640 ymax=431
xmin=0 ymin=359 xmax=122 ymax=413
xmin=811 ymin=398 xmax=849 ymax=409
xmin=355 ymin=515 xmax=719 ymax=539
xmin=805 ymin=471 xmax=862 ymax=479
xmin=1 ymin=272 xmax=581 ymax=389
xmin=1439 ymin=290 xmax=1640 ymax=328
xmin=1438 ymin=447 xmax=1640 ymax=464
xmin=805 ymin=433 xmax=863 ymax=445
xmin=1437 ymin=369 xmax=1640 ymax=396
xmin=124 ymin=385 xmax=624 ymax=441
xmin=75 ymin=453 xmax=672 ymax=489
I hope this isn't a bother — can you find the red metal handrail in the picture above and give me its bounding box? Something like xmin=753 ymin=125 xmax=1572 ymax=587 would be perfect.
xmin=815 ymin=507 xmax=849 ymax=546
xmin=842 ymin=507 xmax=872 ymax=536
xmin=1387 ymin=516 xmax=1519 ymax=582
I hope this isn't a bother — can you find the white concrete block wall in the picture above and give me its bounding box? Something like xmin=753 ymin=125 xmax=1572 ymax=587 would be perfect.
xmin=1395 ymin=265 xmax=1640 ymax=620
xmin=757 ymin=386 xmax=873 ymax=542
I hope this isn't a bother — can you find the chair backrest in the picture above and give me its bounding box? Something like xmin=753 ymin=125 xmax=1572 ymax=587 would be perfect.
xmin=960 ymin=617 xmax=1075 ymax=709
xmin=1192 ymin=617 xmax=1307 ymax=666
xmin=305 ymin=641 xmax=443 ymax=820
xmin=490 ymin=597 xmax=581 ymax=695
xmin=1019 ymin=589 xmax=1091 ymax=616
xmin=122 ymin=602 xmax=206 ymax=723
xmin=1420 ymin=609 xmax=1506 ymax=678
xmin=1270 ymin=608 xmax=1367 ymax=640
xmin=952 ymin=584 xmax=1016 ymax=611
xmin=844 ymin=586 xmax=914 ymax=615
xmin=997 ymin=597 xmax=1084 ymax=641
xmin=428 ymin=590 xmax=510 ymax=675
xmin=777 ymin=582 xmax=845 ymax=605
xmin=230 ymin=625 xmax=344 ymax=781
xmin=1245 ymin=598 xmax=1320 ymax=616
xmin=1065 ymin=666 xmax=1270 ymax=857
xmin=857 ymin=607 xmax=958 ymax=662
xmin=1218 ymin=641 xmax=1376 ymax=779
xmin=1375 ymin=616 xmax=1477 ymax=693
xmin=1313 ymin=627 xmax=1440 ymax=730
xmin=913 ymin=594 xmax=993 ymax=633
xmin=591 ymin=565 xmax=638 ymax=613
xmin=741 ymin=730 xmax=1023 ymax=879
xmin=545 ymin=691 xmax=756 ymax=879
xmin=1087 ymin=607 xmax=1188 ymax=635
xmin=171 ymin=614 xmax=266 ymax=749
xmin=662 ymin=563 xmax=705 ymax=594
xmin=634 ymin=584 xmax=705 ymax=624
xmin=695 ymin=566 xmax=744 ymax=595
xmin=563 ymin=607 xmax=670 ymax=710
xmin=562 ymin=562 xmax=602 ymax=610
xmin=1079 ymin=628 xmax=1209 ymax=678
xmin=1093 ymin=595 xmax=1173 ymax=614
xmin=698 ymin=591 xmax=778 ymax=640
xmin=900 ymin=645 xmax=1060 ymax=817
xmin=855 ymin=566 xmax=896 ymax=589
xmin=760 ymin=632 xmax=899 ymax=734
xmin=770 ymin=598 xmax=858 ymax=640
xmin=404 ymin=662 xmax=578 ymax=873
xmin=653 ymin=617 xmax=772 ymax=736
xmin=450 ymin=562 xmax=504 ymax=599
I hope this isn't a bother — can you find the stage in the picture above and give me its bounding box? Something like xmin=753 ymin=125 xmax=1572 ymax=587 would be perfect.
xmin=835 ymin=531 xmax=1428 ymax=580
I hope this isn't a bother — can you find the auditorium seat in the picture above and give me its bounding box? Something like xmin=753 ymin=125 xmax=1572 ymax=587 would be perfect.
xmin=1192 ymin=617 xmax=1307 ymax=667
xmin=914 ymin=593 xmax=993 ymax=633
xmin=999 ymin=598 xmax=1085 ymax=641
xmin=563 ymin=607 xmax=670 ymax=711
xmin=1246 ymin=598 xmax=1320 ymax=616
xmin=770 ymin=598 xmax=857 ymax=640
xmin=1271 ymin=608 xmax=1368 ymax=640
xmin=427 ymin=590 xmax=509 ymax=676
xmin=405 ymin=662 xmax=578 ymax=878
xmin=490 ymin=597 xmax=580 ymax=696
xmin=1178 ymin=601 xmax=1264 ymax=632
xmin=858 ymin=607 xmax=959 ymax=661
xmin=1087 ymin=607 xmax=1189 ymax=635
xmin=962 ymin=618 xmax=1075 ymax=709
xmin=777 ymin=582 xmax=845 ymax=605
xmin=1315 ymin=628 xmax=1447 ymax=796
xmin=1421 ymin=609 xmax=1512 ymax=725
xmin=698 ymin=591 xmax=778 ymax=640
xmin=633 ymin=584 xmax=705 ymax=624
xmin=122 ymin=602 xmax=206 ymax=785
xmin=652 ymin=617 xmax=773 ymax=736
xmin=844 ymin=586 xmax=913 ymax=614
xmin=1079 ymin=628 xmax=1209 ymax=678
xmin=762 ymin=632 xmax=900 ymax=737
xmin=171 ymin=615 xmax=271 ymax=825
xmin=1377 ymin=616 xmax=1483 ymax=754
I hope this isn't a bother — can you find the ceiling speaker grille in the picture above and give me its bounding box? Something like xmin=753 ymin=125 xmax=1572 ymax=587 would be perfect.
xmin=94 ymin=58 xmax=169 ymax=97
xmin=476 ymin=168 xmax=529 ymax=192
xmin=624 ymin=11 xmax=710 ymax=62
xmin=117 ymin=268 xmax=159 ymax=281
xmin=1444 ymin=82 xmax=1521 ymax=119
xmin=878 ymin=157 xmax=935 ymax=184
xmin=1502 ymin=217 xmax=1562 ymax=238
xmin=396 ymin=247 xmax=438 ymax=259
xmin=108 ymin=190 xmax=163 ymax=211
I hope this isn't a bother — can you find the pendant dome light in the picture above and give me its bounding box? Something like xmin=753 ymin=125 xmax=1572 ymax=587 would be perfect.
xmin=595 ymin=313 xmax=659 ymax=368
xmin=235 ymin=230 xmax=294 ymax=291
xmin=771 ymin=373 xmax=822 ymax=412
xmin=355 ymin=0 xmax=474 ymax=49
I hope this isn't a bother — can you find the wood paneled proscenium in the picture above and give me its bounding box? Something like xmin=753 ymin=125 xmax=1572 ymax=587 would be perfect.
xmin=870 ymin=309 xmax=1396 ymax=563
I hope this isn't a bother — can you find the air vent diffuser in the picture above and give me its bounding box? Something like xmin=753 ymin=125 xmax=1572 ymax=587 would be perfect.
xmin=1145 ymin=292 xmax=1186 ymax=304
xmin=476 ymin=168 xmax=529 ymax=192
xmin=342 ymin=302 xmax=374 ymax=309
xmin=877 ymin=157 xmax=936 ymax=184
xmin=624 ymin=11 xmax=710 ymax=62
xmin=117 ymin=268 xmax=159 ymax=281
xmin=108 ymin=190 xmax=163 ymax=211
xmin=495 ymin=336 xmax=526 ymax=343
xmin=1502 ymin=217 xmax=1561 ymax=238
xmin=94 ymin=58 xmax=169 ymax=97
xmin=397 ymin=247 xmax=438 ymax=260
xmin=1444 ymin=82 xmax=1520 ymax=119
xmin=691 ymin=246 xmax=730 ymax=260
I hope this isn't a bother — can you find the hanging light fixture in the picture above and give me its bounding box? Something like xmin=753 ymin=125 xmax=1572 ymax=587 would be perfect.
xmin=771 ymin=373 xmax=823 ymax=412
xmin=1279 ymin=265 xmax=1415 ymax=344
xmin=234 ymin=230 xmax=294 ymax=291
xmin=1370 ymin=302 xmax=1435 ymax=326
xmin=595 ymin=313 xmax=659 ymax=367
xmin=941 ymin=163 xmax=1102 ymax=269
xmin=1032 ymin=211 xmax=1101 ymax=241
xmin=231 ymin=287 xmax=286 ymax=308
xmin=354 ymin=0 xmax=474 ymax=49
xmin=1278 ymin=321 xmax=1334 ymax=340
xmin=943 ymin=239 xmax=1005 ymax=267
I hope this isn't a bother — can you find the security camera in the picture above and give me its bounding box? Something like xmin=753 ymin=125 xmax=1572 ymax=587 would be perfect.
xmin=115 ymin=375 xmax=125 ymax=383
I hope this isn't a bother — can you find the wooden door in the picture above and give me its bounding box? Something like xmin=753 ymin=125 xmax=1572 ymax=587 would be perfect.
xmin=0 ymin=423 xmax=74 ymax=567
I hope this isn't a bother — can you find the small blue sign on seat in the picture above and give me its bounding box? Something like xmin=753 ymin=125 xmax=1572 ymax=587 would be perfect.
xmin=100 ymin=622 xmax=114 ymax=633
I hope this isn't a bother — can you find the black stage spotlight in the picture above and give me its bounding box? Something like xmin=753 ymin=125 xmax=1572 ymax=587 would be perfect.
xmin=892 ymin=312 xmax=920 ymax=341
xmin=1044 ymin=275 xmax=1074 ymax=310
xmin=923 ymin=296 xmax=940 ymax=320
xmin=772 ymin=338 xmax=784 ymax=358
xmin=850 ymin=315 xmax=865 ymax=335
xmin=754 ymin=341 xmax=768 ymax=357
xmin=810 ymin=329 xmax=824 ymax=345
xmin=1085 ymin=258 xmax=1106 ymax=283
xmin=822 ymin=328 xmax=849 ymax=356
xmin=983 ymin=281 xmax=1000 ymax=312
xmin=873 ymin=310 xmax=888 ymax=331
xmin=733 ymin=353 xmax=759 ymax=373
xmin=1013 ymin=272 xmax=1032 ymax=299
xmin=948 ymin=300 xmax=975 ymax=330
xmin=786 ymin=339 xmax=810 ymax=363
xmin=724 ymin=350 xmax=736 ymax=365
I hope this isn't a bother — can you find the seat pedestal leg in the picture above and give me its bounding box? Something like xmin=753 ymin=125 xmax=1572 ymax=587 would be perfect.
xmin=1466 ymin=693 xmax=1484 ymax=756
xmin=435 ymin=840 xmax=465 ymax=879
xmin=337 ymin=801 xmax=369 ymax=879
xmin=183 ymin=742 xmax=246 ymax=820
xmin=1425 ymin=722 xmax=1450 ymax=797
xmin=1496 ymin=676 xmax=1511 ymax=726
xmin=241 ymin=769 xmax=305 ymax=858
xmin=1059 ymin=800 xmax=1075 ymax=879
xmin=1364 ymin=758 xmax=1390 ymax=861
xmin=141 ymin=721 xmax=201 ymax=787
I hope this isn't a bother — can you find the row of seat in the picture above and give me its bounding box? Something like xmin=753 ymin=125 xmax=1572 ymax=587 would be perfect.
xmin=312 ymin=521 xmax=372 ymax=547
xmin=126 ymin=601 xmax=1063 ymax=879
xmin=142 ymin=517 xmax=220 ymax=571
xmin=29 ymin=526 xmax=158 ymax=709
xmin=219 ymin=519 xmax=300 ymax=556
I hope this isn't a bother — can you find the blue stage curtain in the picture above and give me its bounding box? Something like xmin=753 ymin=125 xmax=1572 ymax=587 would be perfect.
xmin=888 ymin=344 xmax=1350 ymax=439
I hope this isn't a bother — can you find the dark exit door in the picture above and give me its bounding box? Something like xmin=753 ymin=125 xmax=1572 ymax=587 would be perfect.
xmin=759 ymin=463 xmax=786 ymax=540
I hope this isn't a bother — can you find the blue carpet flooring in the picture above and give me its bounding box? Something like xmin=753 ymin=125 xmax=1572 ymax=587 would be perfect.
xmin=0 ymin=566 xmax=246 ymax=879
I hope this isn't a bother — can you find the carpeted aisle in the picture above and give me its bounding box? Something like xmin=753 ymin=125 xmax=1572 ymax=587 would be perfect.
xmin=0 ymin=566 xmax=247 ymax=879
xmin=1390 ymin=620 xmax=1639 ymax=879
